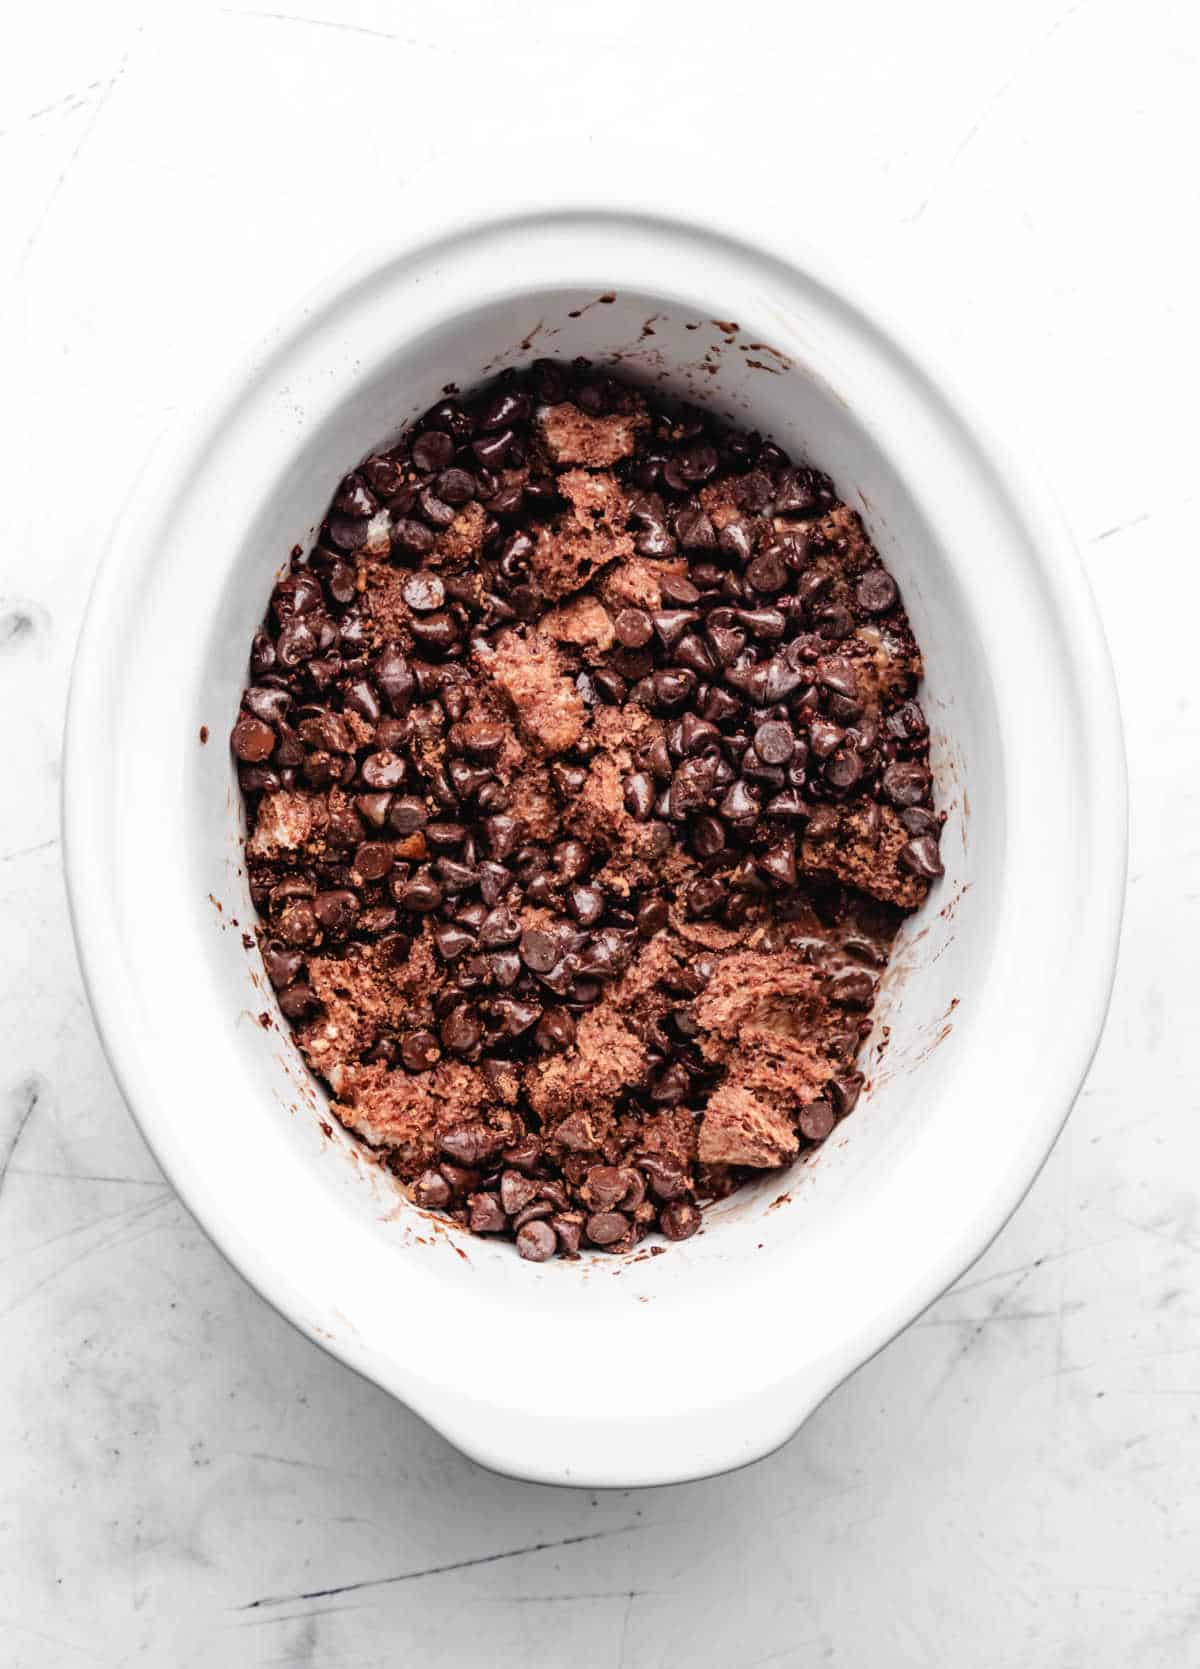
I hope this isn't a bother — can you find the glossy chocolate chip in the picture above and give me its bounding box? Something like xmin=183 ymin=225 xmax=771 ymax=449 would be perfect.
xmin=535 ymin=1009 xmax=575 ymax=1052
xmin=660 ymin=1200 xmax=701 ymax=1240
xmin=882 ymin=762 xmax=931 ymax=807
xmin=520 ymin=927 xmax=560 ymax=974
xmin=262 ymin=942 xmax=303 ymax=988
xmin=585 ymin=1211 xmax=628 ymax=1248
xmin=231 ymin=715 xmax=276 ymax=762
xmin=623 ymin=771 xmax=656 ymax=821
xmin=516 ymin=1219 xmax=558 ymax=1261
xmin=900 ymin=835 xmax=945 ymax=879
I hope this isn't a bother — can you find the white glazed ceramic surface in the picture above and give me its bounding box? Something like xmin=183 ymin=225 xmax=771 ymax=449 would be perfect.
xmin=64 ymin=210 xmax=1125 ymax=1487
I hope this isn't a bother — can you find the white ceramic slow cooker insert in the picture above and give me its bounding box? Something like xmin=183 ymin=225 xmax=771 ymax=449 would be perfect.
xmin=64 ymin=209 xmax=1125 ymax=1486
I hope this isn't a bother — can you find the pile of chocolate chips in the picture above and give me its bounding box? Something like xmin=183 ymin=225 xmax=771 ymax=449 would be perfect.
xmin=232 ymin=357 xmax=943 ymax=1260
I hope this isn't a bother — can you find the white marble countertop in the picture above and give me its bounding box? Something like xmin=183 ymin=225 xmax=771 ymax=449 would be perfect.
xmin=2 ymin=2 xmax=1196 ymax=1663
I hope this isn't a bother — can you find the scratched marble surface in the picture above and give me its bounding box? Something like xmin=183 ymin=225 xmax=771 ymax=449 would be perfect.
xmin=1 ymin=3 xmax=1197 ymax=1664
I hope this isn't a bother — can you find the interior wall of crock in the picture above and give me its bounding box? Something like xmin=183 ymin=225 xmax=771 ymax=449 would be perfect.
xmin=193 ymin=281 xmax=1001 ymax=1272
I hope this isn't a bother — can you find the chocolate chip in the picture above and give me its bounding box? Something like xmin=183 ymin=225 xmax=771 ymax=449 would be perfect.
xmin=526 ymin=358 xmax=567 ymax=403
xmin=392 ymin=516 xmax=436 ymax=558
xmin=413 ymin=1169 xmax=452 ymax=1209
xmin=313 ymin=890 xmax=360 ymax=935
xmin=472 ymin=429 xmax=515 ymax=470
xmin=759 ymin=841 xmax=797 ymax=888
xmin=436 ymin=467 xmax=475 ymax=507
xmin=411 ymin=431 xmax=455 ymax=473
xmin=548 ymin=1214 xmax=582 ymax=1255
xmin=516 ymin=1219 xmax=558 ymax=1261
xmin=494 ymin=997 xmax=544 ymax=1038
xmin=417 ymin=484 xmax=456 ymax=528
xmin=585 ymin=1211 xmax=628 ymax=1248
xmin=686 ymin=876 xmax=726 ymax=917
xmin=425 ymin=821 xmax=467 ymax=851
xmin=815 ymin=604 xmax=853 ymax=640
xmin=691 ymin=815 xmax=726 ymax=859
xmin=458 ymin=722 xmax=506 ymax=761
xmin=887 ymin=700 xmax=928 ymax=741
xmin=277 ymin=899 xmax=320 ymax=947
xmin=354 ymin=841 xmax=393 ymax=881
xmin=900 ymin=835 xmax=945 ymax=879
xmin=463 ymin=908 xmax=513 ymax=955
xmin=535 ymin=1009 xmax=575 ymax=1052
xmin=857 ymin=569 xmax=898 ymax=613
xmin=614 ymin=607 xmax=653 ymax=648
xmin=231 ymin=715 xmax=276 ymax=763
xmin=326 ymin=511 xmax=370 ymax=551
xmin=636 ymin=1155 xmax=686 ymax=1202
xmin=276 ymin=618 xmax=318 ymax=667
xmin=496 ymin=1139 xmax=537 ymax=1176
xmin=433 ymin=922 xmax=475 ymax=963
xmin=399 ymin=876 xmax=443 ymax=913
xmin=628 ymin=896 xmax=666 ymax=941
xmin=718 ymin=520 xmax=754 ymax=564
xmin=359 ymin=751 xmax=406 ymax=791
xmin=746 ymin=551 xmax=787 ymax=593
xmin=830 ymin=1073 xmax=863 ymax=1116
xmin=831 ymin=969 xmax=875 ymax=1007
xmin=440 ymin=1003 xmax=482 ymax=1055
xmin=774 ymin=468 xmax=822 ymax=515
xmin=277 ymin=983 xmax=318 ymax=1020
xmin=440 ymin=1122 xmax=502 ymax=1165
xmin=651 ymin=669 xmax=695 ymax=711
xmin=298 ymin=710 xmax=355 ymax=754
xmin=435 ymin=856 xmax=478 ymax=891
xmin=410 ymin=611 xmax=460 ymax=652
xmin=882 ymin=762 xmax=931 ymax=807
xmin=659 ymin=574 xmax=701 ymax=607
xmin=623 ymin=771 xmax=655 ymax=821
xmin=720 ymin=778 xmax=760 ymax=826
xmin=754 ymin=720 xmax=794 ymax=765
xmin=824 ymin=748 xmax=863 ymax=790
xmin=674 ymin=508 xmax=717 ymax=550
xmin=468 ymin=1193 xmax=507 ymax=1233
xmin=483 ymin=814 xmax=522 ymax=861
xmin=808 ymin=718 xmax=845 ymax=760
xmin=589 ymin=668 xmax=625 ymax=706
xmin=579 ymin=1166 xmax=625 ymax=1212
xmin=736 ymin=470 xmax=772 ymax=511
xmin=477 ymin=864 xmax=510 ymax=908
xmin=387 ymin=796 xmax=428 ymax=837
xmin=677 ymin=441 xmax=718 ymax=484
xmin=799 ymin=1100 xmax=836 ymax=1141
xmin=900 ymin=806 xmax=941 ymax=837
xmin=402 ymin=574 xmax=445 ymax=613
xmin=478 ymin=387 xmax=531 ymax=432
xmin=660 ymin=1200 xmax=701 ymax=1241
xmin=373 ymin=649 xmax=414 ymax=713
xmin=243 ymin=686 xmax=291 ymax=726
xmin=568 ymin=883 xmax=605 ymax=926
xmin=652 ymin=610 xmax=699 ymax=653
xmin=497 ymin=1170 xmax=537 ymax=1217
xmin=262 ymin=942 xmax=303 ymax=988
xmin=520 ymin=927 xmax=560 ymax=974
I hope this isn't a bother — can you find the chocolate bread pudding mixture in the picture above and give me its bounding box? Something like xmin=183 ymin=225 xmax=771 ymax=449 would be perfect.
xmin=232 ymin=359 xmax=944 ymax=1261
